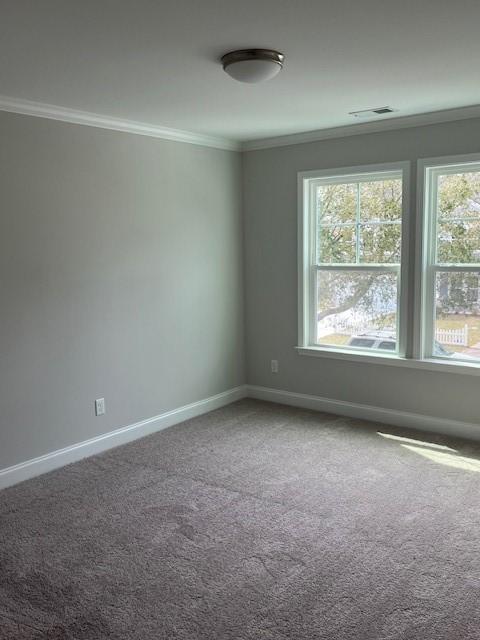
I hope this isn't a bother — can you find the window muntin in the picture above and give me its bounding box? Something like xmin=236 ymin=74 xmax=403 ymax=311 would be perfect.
xmin=301 ymin=166 xmax=407 ymax=355
xmin=424 ymin=163 xmax=480 ymax=364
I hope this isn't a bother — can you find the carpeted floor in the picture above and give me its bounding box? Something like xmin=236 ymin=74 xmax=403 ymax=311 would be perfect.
xmin=1 ymin=399 xmax=480 ymax=639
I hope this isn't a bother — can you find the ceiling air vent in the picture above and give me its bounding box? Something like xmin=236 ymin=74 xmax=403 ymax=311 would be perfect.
xmin=349 ymin=106 xmax=396 ymax=118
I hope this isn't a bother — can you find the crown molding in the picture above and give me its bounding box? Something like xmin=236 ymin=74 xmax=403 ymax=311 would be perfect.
xmin=2 ymin=94 xmax=480 ymax=154
xmin=242 ymin=104 xmax=480 ymax=151
xmin=0 ymin=95 xmax=241 ymax=152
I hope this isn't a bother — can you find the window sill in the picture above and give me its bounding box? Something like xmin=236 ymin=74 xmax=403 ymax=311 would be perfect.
xmin=295 ymin=346 xmax=480 ymax=376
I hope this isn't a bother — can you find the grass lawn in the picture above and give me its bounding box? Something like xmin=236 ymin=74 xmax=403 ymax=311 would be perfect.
xmin=318 ymin=333 xmax=350 ymax=346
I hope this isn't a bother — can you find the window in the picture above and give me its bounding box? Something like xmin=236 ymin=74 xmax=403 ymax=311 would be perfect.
xmin=298 ymin=155 xmax=480 ymax=373
xmin=422 ymin=161 xmax=480 ymax=363
xmin=298 ymin=163 xmax=409 ymax=357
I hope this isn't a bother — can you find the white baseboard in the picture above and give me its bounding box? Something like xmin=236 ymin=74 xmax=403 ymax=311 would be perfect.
xmin=247 ymin=385 xmax=480 ymax=442
xmin=3 ymin=382 xmax=478 ymax=491
xmin=0 ymin=385 xmax=247 ymax=490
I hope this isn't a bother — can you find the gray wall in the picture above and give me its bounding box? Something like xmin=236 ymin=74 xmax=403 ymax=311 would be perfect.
xmin=0 ymin=111 xmax=245 ymax=469
xmin=243 ymin=118 xmax=480 ymax=424
xmin=3 ymin=110 xmax=480 ymax=472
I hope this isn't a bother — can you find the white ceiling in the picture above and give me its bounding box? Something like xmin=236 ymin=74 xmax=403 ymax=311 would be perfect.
xmin=1 ymin=0 xmax=480 ymax=143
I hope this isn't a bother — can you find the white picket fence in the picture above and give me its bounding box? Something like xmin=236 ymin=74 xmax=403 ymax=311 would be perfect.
xmin=322 ymin=319 xmax=469 ymax=346
xmin=435 ymin=325 xmax=469 ymax=346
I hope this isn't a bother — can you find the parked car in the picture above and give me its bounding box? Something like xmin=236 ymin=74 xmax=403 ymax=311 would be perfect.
xmin=347 ymin=330 xmax=396 ymax=351
xmin=346 ymin=332 xmax=476 ymax=360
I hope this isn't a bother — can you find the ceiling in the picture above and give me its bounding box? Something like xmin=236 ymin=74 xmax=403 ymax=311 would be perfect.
xmin=1 ymin=0 xmax=480 ymax=143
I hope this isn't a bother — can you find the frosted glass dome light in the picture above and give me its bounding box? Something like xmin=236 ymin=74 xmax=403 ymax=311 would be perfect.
xmin=221 ymin=49 xmax=284 ymax=84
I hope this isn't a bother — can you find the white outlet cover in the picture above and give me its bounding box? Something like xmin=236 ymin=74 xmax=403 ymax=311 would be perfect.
xmin=95 ymin=398 xmax=105 ymax=416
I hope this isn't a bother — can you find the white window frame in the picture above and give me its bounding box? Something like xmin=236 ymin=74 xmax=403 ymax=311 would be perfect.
xmin=297 ymin=155 xmax=480 ymax=375
xmin=416 ymin=153 xmax=480 ymax=370
xmin=297 ymin=161 xmax=410 ymax=361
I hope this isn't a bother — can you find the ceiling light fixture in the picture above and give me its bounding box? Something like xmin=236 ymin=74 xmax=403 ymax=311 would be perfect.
xmin=221 ymin=49 xmax=284 ymax=84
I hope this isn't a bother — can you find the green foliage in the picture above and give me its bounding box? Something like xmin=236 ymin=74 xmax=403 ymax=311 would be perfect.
xmin=438 ymin=172 xmax=480 ymax=219
xmin=437 ymin=220 xmax=480 ymax=263
xmin=359 ymin=179 xmax=402 ymax=223
xmin=318 ymin=183 xmax=356 ymax=225
xmin=361 ymin=223 xmax=401 ymax=263
xmin=317 ymin=225 xmax=356 ymax=263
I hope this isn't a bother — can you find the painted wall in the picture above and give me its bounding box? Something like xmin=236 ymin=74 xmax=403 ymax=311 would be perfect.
xmin=243 ymin=118 xmax=480 ymax=424
xmin=3 ymin=110 xmax=480 ymax=473
xmin=0 ymin=111 xmax=245 ymax=469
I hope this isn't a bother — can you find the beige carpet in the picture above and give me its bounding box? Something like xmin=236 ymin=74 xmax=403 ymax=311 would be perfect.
xmin=1 ymin=399 xmax=480 ymax=639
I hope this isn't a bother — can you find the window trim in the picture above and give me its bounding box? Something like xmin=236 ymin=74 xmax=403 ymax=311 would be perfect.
xmin=297 ymin=161 xmax=411 ymax=358
xmin=294 ymin=345 xmax=480 ymax=376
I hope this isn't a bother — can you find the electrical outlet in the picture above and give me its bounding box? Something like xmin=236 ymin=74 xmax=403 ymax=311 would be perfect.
xmin=95 ymin=398 xmax=105 ymax=416
xmin=271 ymin=359 xmax=279 ymax=373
